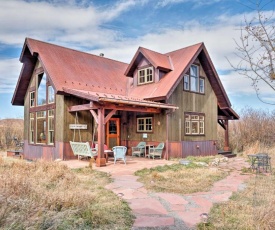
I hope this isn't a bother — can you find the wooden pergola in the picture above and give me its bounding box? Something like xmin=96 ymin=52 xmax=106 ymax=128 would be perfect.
xmin=68 ymin=98 xmax=178 ymax=167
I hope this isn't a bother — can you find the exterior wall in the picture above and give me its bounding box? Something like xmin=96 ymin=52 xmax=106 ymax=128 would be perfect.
xmin=167 ymin=59 xmax=218 ymax=157
xmin=61 ymin=95 xmax=94 ymax=160
xmin=22 ymin=61 xmax=94 ymax=160
xmin=123 ymin=111 xmax=167 ymax=155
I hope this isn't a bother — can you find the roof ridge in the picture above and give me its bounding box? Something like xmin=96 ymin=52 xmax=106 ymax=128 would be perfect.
xmin=139 ymin=46 xmax=170 ymax=57
xmin=165 ymin=42 xmax=203 ymax=55
xmin=26 ymin=37 xmax=129 ymax=65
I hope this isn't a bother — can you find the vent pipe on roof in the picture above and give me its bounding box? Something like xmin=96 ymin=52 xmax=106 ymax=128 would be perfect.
xmin=99 ymin=53 xmax=104 ymax=57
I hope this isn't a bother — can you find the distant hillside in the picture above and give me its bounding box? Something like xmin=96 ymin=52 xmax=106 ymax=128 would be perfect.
xmin=0 ymin=119 xmax=24 ymax=149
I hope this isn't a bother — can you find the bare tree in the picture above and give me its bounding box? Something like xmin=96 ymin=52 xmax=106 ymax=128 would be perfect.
xmin=230 ymin=0 xmax=275 ymax=104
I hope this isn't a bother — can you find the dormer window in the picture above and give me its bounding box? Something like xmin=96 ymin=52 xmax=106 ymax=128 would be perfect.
xmin=138 ymin=67 xmax=153 ymax=85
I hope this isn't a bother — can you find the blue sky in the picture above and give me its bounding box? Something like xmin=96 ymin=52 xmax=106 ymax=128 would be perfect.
xmin=0 ymin=0 xmax=274 ymax=118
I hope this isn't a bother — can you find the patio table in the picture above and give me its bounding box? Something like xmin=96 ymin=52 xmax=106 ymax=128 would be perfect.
xmin=145 ymin=144 xmax=154 ymax=157
xmin=248 ymin=153 xmax=272 ymax=172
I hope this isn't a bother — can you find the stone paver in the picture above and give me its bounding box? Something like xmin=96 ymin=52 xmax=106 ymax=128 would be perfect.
xmin=61 ymin=156 xmax=252 ymax=229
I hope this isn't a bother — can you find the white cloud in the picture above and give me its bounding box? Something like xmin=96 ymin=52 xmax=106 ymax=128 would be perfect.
xmin=156 ymin=0 xmax=221 ymax=7
xmin=0 ymin=58 xmax=22 ymax=93
xmin=0 ymin=0 xmax=139 ymax=46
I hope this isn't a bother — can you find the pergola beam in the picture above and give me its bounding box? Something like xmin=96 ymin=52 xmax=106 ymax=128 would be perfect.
xmin=69 ymin=102 xmax=161 ymax=113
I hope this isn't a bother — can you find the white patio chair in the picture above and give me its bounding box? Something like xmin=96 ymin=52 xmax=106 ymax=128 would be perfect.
xmin=112 ymin=146 xmax=127 ymax=164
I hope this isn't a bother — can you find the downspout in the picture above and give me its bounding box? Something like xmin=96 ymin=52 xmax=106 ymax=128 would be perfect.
xmin=166 ymin=110 xmax=170 ymax=160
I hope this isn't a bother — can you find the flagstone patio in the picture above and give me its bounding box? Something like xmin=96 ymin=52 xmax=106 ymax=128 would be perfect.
xmin=61 ymin=156 xmax=251 ymax=229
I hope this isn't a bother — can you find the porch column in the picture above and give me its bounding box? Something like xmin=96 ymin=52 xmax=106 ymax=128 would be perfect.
xmin=96 ymin=108 xmax=106 ymax=167
xmin=224 ymin=119 xmax=230 ymax=151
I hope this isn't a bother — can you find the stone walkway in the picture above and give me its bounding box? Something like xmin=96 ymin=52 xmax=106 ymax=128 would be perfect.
xmin=63 ymin=156 xmax=251 ymax=230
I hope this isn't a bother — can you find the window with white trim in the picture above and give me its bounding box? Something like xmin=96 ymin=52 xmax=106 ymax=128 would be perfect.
xmin=185 ymin=113 xmax=205 ymax=135
xmin=183 ymin=65 xmax=205 ymax=94
xmin=138 ymin=67 xmax=153 ymax=85
xmin=137 ymin=117 xmax=153 ymax=132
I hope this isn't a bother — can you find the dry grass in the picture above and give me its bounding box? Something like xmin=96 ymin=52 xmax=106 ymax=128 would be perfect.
xmin=201 ymin=143 xmax=275 ymax=230
xmin=205 ymin=174 xmax=275 ymax=230
xmin=0 ymin=157 xmax=133 ymax=229
xmin=135 ymin=161 xmax=228 ymax=194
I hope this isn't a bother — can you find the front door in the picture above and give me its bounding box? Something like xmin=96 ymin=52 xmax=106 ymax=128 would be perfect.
xmin=106 ymin=118 xmax=120 ymax=149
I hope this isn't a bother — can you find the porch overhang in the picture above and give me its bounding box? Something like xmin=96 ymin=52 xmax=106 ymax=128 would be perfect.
xmin=64 ymin=87 xmax=178 ymax=167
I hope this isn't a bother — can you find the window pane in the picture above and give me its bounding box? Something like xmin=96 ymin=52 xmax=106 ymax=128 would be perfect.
xmin=199 ymin=78 xmax=205 ymax=93
xmin=200 ymin=121 xmax=204 ymax=134
xmin=185 ymin=121 xmax=190 ymax=134
xmin=190 ymin=65 xmax=199 ymax=92
xmin=29 ymin=113 xmax=35 ymax=143
xmin=184 ymin=75 xmax=189 ymax=90
xmin=37 ymin=73 xmax=47 ymax=106
xmin=37 ymin=111 xmax=46 ymax=144
xmin=191 ymin=121 xmax=199 ymax=134
xmin=48 ymin=85 xmax=55 ymax=103
xmin=30 ymin=92 xmax=35 ymax=107
xmin=109 ymin=120 xmax=117 ymax=134
xmin=48 ymin=109 xmax=54 ymax=145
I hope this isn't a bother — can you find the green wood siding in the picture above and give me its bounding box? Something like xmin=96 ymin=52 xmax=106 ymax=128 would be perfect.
xmin=168 ymin=60 xmax=217 ymax=142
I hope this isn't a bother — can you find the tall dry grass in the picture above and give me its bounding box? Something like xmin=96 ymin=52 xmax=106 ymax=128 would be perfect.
xmin=218 ymin=107 xmax=275 ymax=152
xmin=0 ymin=158 xmax=133 ymax=229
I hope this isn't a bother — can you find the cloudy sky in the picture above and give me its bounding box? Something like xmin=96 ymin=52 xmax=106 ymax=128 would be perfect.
xmin=0 ymin=0 xmax=274 ymax=118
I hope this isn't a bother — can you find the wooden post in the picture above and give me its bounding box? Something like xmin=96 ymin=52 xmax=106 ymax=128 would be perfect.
xmin=96 ymin=108 xmax=106 ymax=167
xmin=224 ymin=119 xmax=230 ymax=151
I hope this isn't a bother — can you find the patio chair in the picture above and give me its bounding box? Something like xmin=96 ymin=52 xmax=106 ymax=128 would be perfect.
xmin=131 ymin=142 xmax=146 ymax=157
xmin=148 ymin=142 xmax=165 ymax=159
xmin=112 ymin=146 xmax=127 ymax=164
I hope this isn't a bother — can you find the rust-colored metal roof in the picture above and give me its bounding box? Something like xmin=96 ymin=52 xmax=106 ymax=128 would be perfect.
xmin=125 ymin=47 xmax=172 ymax=76
xmin=12 ymin=38 xmax=235 ymax=117
xmin=127 ymin=43 xmax=203 ymax=99
xmin=13 ymin=38 xmax=129 ymax=105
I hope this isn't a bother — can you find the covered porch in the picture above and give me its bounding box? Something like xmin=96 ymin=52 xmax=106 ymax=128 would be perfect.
xmin=66 ymin=88 xmax=178 ymax=167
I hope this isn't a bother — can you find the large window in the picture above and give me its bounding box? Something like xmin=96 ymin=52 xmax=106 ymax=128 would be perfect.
xmin=185 ymin=113 xmax=205 ymax=135
xmin=183 ymin=65 xmax=205 ymax=94
xmin=137 ymin=117 xmax=153 ymax=132
xmin=138 ymin=67 xmax=153 ymax=85
xmin=29 ymin=70 xmax=55 ymax=145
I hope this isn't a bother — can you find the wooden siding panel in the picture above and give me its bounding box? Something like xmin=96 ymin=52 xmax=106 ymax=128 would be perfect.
xmin=182 ymin=140 xmax=217 ymax=157
xmin=168 ymin=58 xmax=217 ymax=142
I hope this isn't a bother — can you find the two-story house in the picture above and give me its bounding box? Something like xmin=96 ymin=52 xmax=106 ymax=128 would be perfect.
xmin=12 ymin=38 xmax=238 ymax=166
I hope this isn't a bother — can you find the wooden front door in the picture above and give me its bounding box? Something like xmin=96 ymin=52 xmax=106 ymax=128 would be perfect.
xmin=106 ymin=118 xmax=120 ymax=149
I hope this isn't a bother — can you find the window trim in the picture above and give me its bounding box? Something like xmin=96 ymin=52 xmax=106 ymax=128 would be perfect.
xmin=184 ymin=112 xmax=205 ymax=136
xmin=137 ymin=117 xmax=153 ymax=133
xmin=137 ymin=66 xmax=154 ymax=85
